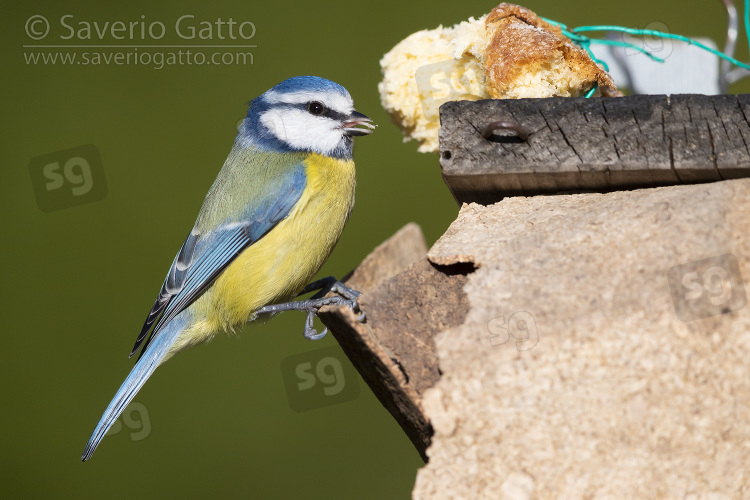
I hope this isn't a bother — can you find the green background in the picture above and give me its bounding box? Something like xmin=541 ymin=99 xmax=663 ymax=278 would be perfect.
xmin=3 ymin=1 xmax=748 ymax=498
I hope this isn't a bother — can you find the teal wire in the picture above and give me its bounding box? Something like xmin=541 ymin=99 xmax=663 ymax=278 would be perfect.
xmin=541 ymin=17 xmax=611 ymax=80
xmin=543 ymin=7 xmax=750 ymax=96
xmin=586 ymin=38 xmax=664 ymax=62
xmin=593 ymin=53 xmax=610 ymax=72
xmin=545 ymin=3 xmax=750 ymax=75
xmin=573 ymin=25 xmax=750 ymax=69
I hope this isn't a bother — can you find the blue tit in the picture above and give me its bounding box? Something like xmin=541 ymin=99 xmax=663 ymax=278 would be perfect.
xmin=82 ymin=76 xmax=374 ymax=461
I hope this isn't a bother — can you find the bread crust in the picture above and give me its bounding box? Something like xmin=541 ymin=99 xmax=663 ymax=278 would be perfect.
xmin=378 ymin=3 xmax=618 ymax=152
xmin=484 ymin=3 xmax=615 ymax=97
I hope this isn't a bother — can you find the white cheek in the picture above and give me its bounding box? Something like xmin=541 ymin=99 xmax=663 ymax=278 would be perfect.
xmin=260 ymin=109 xmax=342 ymax=155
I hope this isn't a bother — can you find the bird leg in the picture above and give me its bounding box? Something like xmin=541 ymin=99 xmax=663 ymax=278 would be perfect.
xmin=301 ymin=277 xmax=366 ymax=323
xmin=298 ymin=276 xmax=361 ymax=301
xmin=254 ymin=277 xmax=364 ymax=340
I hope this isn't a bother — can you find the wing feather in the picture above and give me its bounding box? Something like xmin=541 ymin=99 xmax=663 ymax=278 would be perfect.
xmin=129 ymin=162 xmax=306 ymax=357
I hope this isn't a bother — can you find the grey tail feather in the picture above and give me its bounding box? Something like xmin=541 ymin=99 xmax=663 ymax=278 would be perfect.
xmin=81 ymin=317 xmax=185 ymax=462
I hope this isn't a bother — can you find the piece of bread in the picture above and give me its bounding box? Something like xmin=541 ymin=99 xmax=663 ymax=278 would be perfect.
xmin=379 ymin=3 xmax=617 ymax=152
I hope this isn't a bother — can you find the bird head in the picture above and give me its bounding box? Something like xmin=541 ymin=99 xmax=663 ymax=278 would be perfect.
xmin=240 ymin=76 xmax=375 ymax=159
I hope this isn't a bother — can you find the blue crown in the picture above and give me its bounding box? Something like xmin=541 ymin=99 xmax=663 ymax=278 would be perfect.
xmin=265 ymin=75 xmax=350 ymax=98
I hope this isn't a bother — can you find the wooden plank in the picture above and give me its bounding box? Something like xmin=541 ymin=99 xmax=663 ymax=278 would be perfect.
xmin=439 ymin=94 xmax=750 ymax=204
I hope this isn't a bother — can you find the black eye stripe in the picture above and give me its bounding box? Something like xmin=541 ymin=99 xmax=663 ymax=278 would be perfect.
xmin=296 ymin=102 xmax=347 ymax=121
xmin=325 ymin=109 xmax=347 ymax=121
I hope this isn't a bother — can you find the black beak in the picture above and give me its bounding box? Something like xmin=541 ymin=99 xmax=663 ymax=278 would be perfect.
xmin=343 ymin=111 xmax=376 ymax=137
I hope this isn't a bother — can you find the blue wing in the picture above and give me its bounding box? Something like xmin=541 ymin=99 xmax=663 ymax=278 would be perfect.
xmin=130 ymin=162 xmax=306 ymax=358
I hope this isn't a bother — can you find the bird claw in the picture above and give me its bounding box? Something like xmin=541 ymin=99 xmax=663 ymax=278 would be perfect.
xmin=254 ymin=278 xmax=364 ymax=341
xmin=300 ymin=295 xmax=358 ymax=340
xmin=303 ymin=310 xmax=328 ymax=340
xmin=329 ymin=281 xmax=362 ymax=301
xmin=304 ymin=328 xmax=328 ymax=340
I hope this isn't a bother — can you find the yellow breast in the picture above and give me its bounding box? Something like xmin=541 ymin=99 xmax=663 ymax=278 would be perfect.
xmin=187 ymin=153 xmax=356 ymax=338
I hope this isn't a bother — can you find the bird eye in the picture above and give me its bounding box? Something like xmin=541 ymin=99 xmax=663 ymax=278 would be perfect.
xmin=307 ymin=101 xmax=325 ymax=116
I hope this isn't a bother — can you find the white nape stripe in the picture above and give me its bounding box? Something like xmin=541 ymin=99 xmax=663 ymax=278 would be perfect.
xmin=264 ymin=90 xmax=354 ymax=115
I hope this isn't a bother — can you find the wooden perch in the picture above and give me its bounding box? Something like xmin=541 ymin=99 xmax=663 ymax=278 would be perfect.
xmin=439 ymin=94 xmax=750 ymax=204
xmin=318 ymin=224 xmax=470 ymax=461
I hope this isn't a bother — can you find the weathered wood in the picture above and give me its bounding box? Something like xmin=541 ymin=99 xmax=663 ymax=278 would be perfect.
xmin=439 ymin=94 xmax=750 ymax=204
xmin=318 ymin=224 xmax=470 ymax=461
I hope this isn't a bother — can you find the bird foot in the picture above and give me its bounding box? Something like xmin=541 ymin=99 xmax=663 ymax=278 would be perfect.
xmin=255 ymin=278 xmax=365 ymax=340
